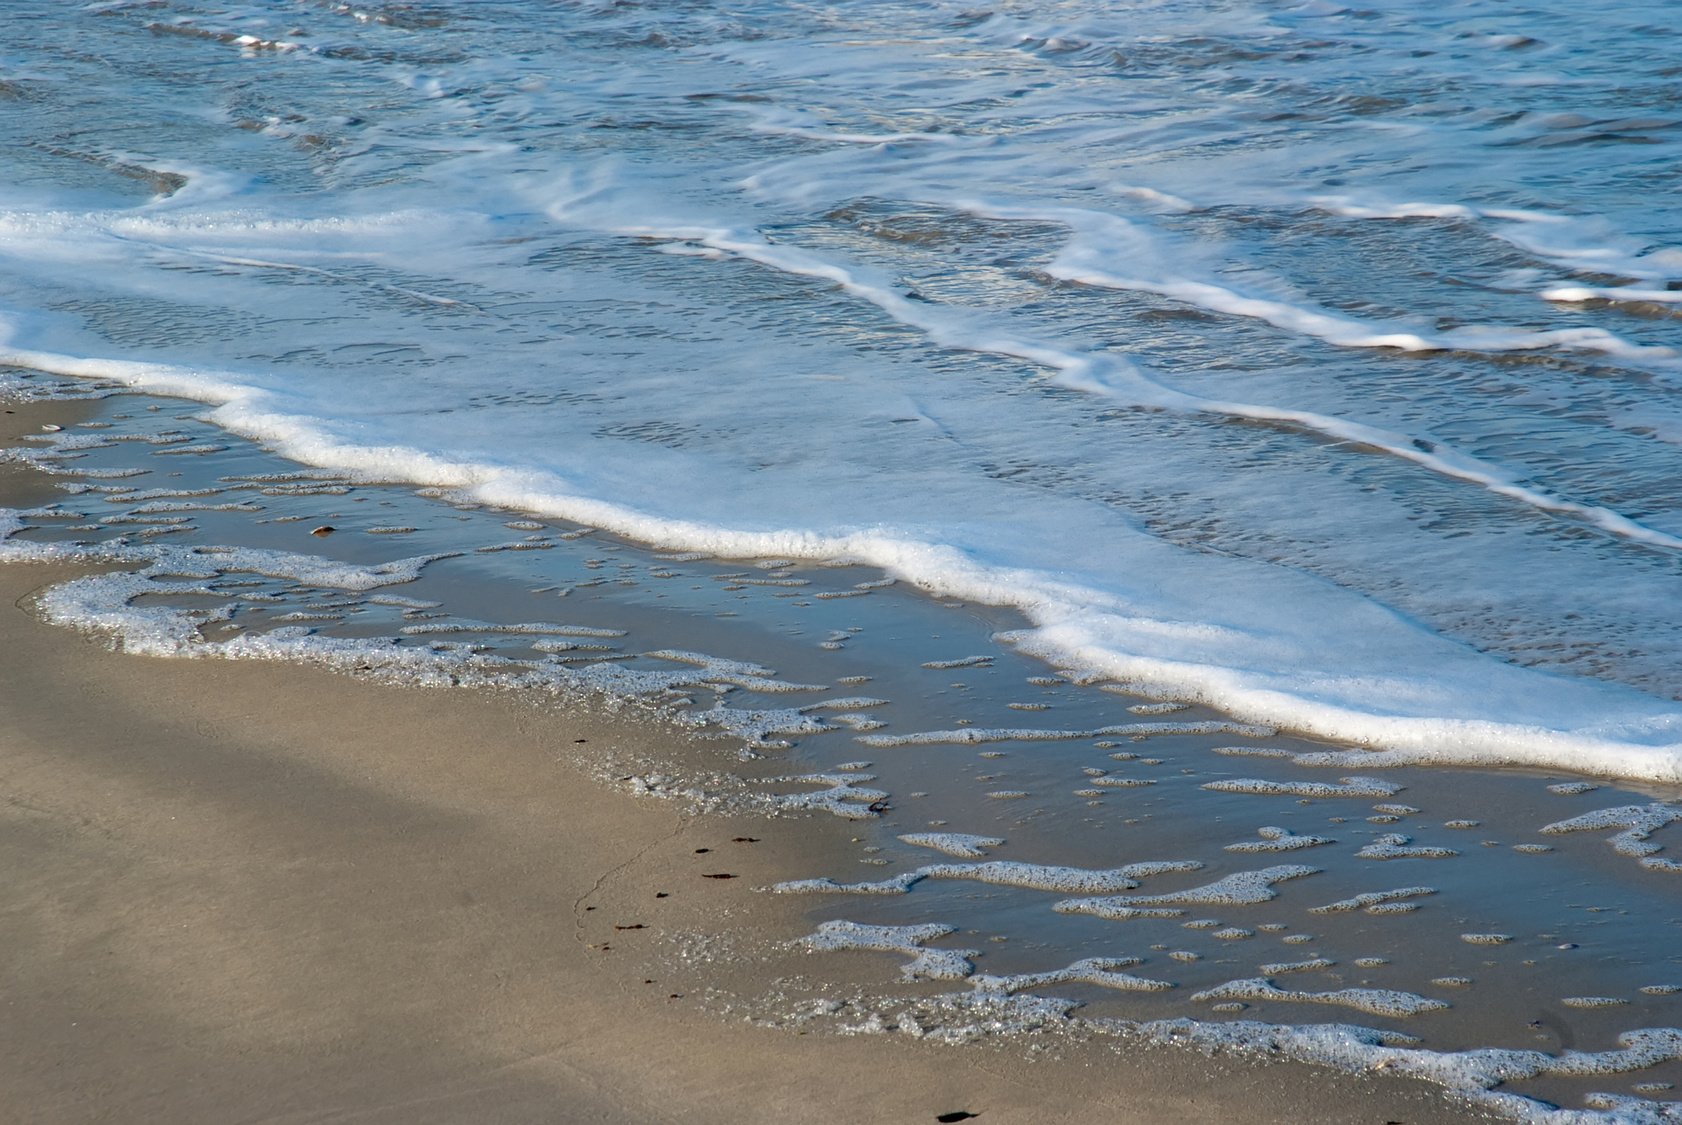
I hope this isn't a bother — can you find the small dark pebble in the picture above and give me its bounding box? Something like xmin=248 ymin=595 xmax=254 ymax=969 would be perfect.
xmin=733 ymin=836 xmax=761 ymax=843
xmin=936 ymin=1114 xmax=980 ymax=1123
xmin=655 ymin=892 xmax=669 ymax=898
xmin=701 ymin=873 xmax=736 ymax=880
xmin=614 ymin=923 xmax=645 ymax=931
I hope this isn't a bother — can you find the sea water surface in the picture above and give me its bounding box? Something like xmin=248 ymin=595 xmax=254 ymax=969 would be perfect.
xmin=4 ymin=0 xmax=1682 ymax=1117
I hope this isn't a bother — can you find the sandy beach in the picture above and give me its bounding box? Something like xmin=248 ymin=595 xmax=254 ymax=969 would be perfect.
xmin=0 ymin=396 xmax=1487 ymax=1124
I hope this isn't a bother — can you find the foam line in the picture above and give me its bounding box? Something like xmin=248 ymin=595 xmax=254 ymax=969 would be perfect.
xmin=7 ymin=306 xmax=1682 ymax=783
xmin=1311 ymin=195 xmax=1682 ymax=284
xmin=1544 ymin=286 xmax=1682 ymax=306
xmin=543 ymin=196 xmax=1682 ymax=560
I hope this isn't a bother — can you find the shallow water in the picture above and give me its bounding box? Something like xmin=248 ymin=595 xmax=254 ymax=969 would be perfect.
xmin=4 ymin=0 xmax=1682 ymax=1117
xmin=5 ymin=388 xmax=1682 ymax=1119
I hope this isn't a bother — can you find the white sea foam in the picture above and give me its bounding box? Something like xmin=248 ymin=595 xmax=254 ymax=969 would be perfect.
xmin=1541 ymin=805 xmax=1682 ymax=868
xmin=800 ymin=920 xmax=976 ymax=981
xmin=1201 ymin=777 xmax=1403 ymax=799
xmin=6 ymin=291 xmax=1682 ymax=782
xmin=857 ymin=721 xmax=1272 ymax=748
xmin=1224 ymin=827 xmax=1336 ymax=854
xmin=1260 ymin=959 xmax=1336 ymax=976
xmin=1024 ymin=203 xmax=1673 ymax=363
xmin=969 ymin=956 xmax=1175 ymax=996
xmin=1190 ymin=978 xmax=1449 ymax=1019
xmin=398 ymin=621 xmax=627 ymax=638
xmin=772 ymin=858 xmax=1201 ymax=898
xmin=0 ymin=517 xmax=856 ymax=750
xmin=896 ymin=832 xmax=1004 ymax=859
xmin=1356 ymin=835 xmax=1460 ymax=861
xmin=1310 ymin=887 xmax=1437 ymax=915
xmin=1054 ymin=865 xmax=1319 ymax=919
xmin=754 ymin=774 xmax=890 ymax=820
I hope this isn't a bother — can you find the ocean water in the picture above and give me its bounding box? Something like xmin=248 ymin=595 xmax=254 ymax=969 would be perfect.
xmin=4 ymin=0 xmax=1682 ymax=1117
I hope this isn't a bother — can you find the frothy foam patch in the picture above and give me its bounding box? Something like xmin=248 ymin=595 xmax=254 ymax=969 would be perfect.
xmin=857 ymin=721 xmax=1273 ymax=748
xmin=1356 ymin=834 xmax=1460 ymax=861
xmin=1054 ymin=865 xmax=1319 ymax=919
xmin=1309 ymin=887 xmax=1437 ymax=915
xmin=920 ymin=655 xmax=993 ymax=670
xmin=399 ymin=621 xmax=628 ymax=637
xmin=1190 ymin=978 xmax=1449 ymax=1018
xmin=773 ymin=858 xmax=1202 ymax=897
xmin=1224 ymin=826 xmax=1336 ymax=853
xmin=800 ymin=920 xmax=976 ymax=981
xmin=1088 ymin=776 xmax=1156 ymax=789
xmin=969 ymin=956 xmax=1175 ymax=996
xmin=33 ymin=544 xmax=452 ymax=652
xmin=896 ymin=832 xmax=1004 ymax=858
xmin=1311 ymin=195 xmax=1682 ymax=284
xmin=1128 ymin=701 xmax=1191 ymax=715
xmin=1141 ymin=1020 xmax=1682 ymax=1118
xmin=1029 ymin=202 xmax=1672 ymax=361
xmin=9 ymin=289 xmax=1682 ymax=787
xmin=1543 ymin=285 xmax=1682 ymax=305
xmin=1260 ymin=958 xmax=1336 ymax=976
xmin=1541 ymin=804 xmax=1682 ymax=867
xmin=1201 ymin=777 xmax=1402 ymax=799
xmin=756 ymin=774 xmax=889 ymax=820
xmin=527 ymin=184 xmax=1682 ymax=784
xmin=0 ymin=515 xmax=856 ymax=749
xmin=803 ymin=696 xmax=891 ymax=712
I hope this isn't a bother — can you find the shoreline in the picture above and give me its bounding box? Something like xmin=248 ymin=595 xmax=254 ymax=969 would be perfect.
xmin=0 ymin=399 xmax=1490 ymax=1122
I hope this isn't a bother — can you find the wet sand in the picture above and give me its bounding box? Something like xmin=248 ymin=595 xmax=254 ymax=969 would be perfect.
xmin=0 ymin=396 xmax=1483 ymax=1123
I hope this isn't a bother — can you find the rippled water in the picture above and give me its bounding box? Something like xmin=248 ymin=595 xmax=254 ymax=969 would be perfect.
xmin=5 ymin=0 xmax=1682 ymax=770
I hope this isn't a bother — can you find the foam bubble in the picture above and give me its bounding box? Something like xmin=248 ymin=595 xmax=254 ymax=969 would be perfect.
xmin=896 ymin=832 xmax=1004 ymax=859
xmin=800 ymin=920 xmax=976 ymax=981
xmin=1260 ymin=959 xmax=1335 ymax=976
xmin=858 ymin=721 xmax=1271 ymax=748
xmin=1056 ymin=865 xmax=1319 ymax=919
xmin=756 ymin=774 xmax=889 ymax=820
xmin=1190 ymin=978 xmax=1449 ymax=1018
xmin=1202 ymin=777 xmax=1402 ymax=799
xmin=1541 ymin=805 xmax=1682 ymax=863
xmin=1224 ymin=826 xmax=1336 ymax=853
xmin=773 ymin=858 xmax=1202 ymax=898
xmin=970 ymin=956 xmax=1175 ymax=997
xmin=1310 ymin=887 xmax=1437 ymax=915
xmin=1356 ymin=834 xmax=1460 ymax=861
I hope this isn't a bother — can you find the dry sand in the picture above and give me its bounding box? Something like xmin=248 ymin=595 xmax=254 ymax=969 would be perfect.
xmin=0 ymin=396 xmax=1487 ymax=1123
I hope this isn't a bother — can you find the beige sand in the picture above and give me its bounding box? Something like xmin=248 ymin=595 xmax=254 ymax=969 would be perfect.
xmin=0 ymin=397 xmax=1486 ymax=1123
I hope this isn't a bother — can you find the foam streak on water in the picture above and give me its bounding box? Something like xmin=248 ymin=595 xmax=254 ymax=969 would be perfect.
xmin=3 ymin=0 xmax=1682 ymax=776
